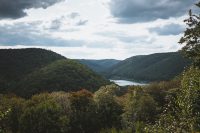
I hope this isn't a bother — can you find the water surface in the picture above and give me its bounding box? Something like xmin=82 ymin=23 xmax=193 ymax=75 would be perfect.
xmin=110 ymin=79 xmax=147 ymax=86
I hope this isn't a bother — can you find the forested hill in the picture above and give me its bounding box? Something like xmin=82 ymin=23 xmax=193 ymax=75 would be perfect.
xmin=0 ymin=48 xmax=65 ymax=81
xmin=0 ymin=48 xmax=109 ymax=97
xmin=78 ymin=59 xmax=120 ymax=73
xmin=104 ymin=52 xmax=191 ymax=81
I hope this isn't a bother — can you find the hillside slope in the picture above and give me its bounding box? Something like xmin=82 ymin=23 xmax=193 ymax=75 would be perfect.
xmin=105 ymin=52 xmax=191 ymax=81
xmin=0 ymin=48 xmax=65 ymax=81
xmin=16 ymin=59 xmax=109 ymax=97
xmin=0 ymin=48 xmax=109 ymax=96
xmin=78 ymin=59 xmax=120 ymax=73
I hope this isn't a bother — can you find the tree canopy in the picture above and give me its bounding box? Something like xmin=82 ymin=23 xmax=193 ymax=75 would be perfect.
xmin=179 ymin=2 xmax=200 ymax=67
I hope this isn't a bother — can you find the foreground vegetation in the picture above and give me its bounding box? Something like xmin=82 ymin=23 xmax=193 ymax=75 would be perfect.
xmin=0 ymin=67 xmax=199 ymax=133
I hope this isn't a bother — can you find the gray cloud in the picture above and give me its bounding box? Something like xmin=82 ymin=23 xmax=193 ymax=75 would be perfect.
xmin=149 ymin=23 xmax=185 ymax=35
xmin=49 ymin=18 xmax=63 ymax=30
xmin=68 ymin=12 xmax=80 ymax=19
xmin=76 ymin=20 xmax=88 ymax=26
xmin=109 ymin=0 xmax=195 ymax=23
xmin=48 ymin=13 xmax=88 ymax=29
xmin=0 ymin=0 xmax=64 ymax=19
xmin=0 ymin=23 xmax=84 ymax=47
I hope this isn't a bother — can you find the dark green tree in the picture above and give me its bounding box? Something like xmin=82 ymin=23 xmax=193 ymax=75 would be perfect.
xmin=179 ymin=2 xmax=200 ymax=67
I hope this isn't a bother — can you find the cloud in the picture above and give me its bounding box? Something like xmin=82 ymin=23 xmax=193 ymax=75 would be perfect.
xmin=49 ymin=17 xmax=64 ymax=30
xmin=0 ymin=22 xmax=84 ymax=47
xmin=68 ymin=12 xmax=80 ymax=19
xmin=0 ymin=0 xmax=64 ymax=19
xmin=76 ymin=20 xmax=88 ymax=26
xmin=149 ymin=23 xmax=185 ymax=35
xmin=48 ymin=12 xmax=88 ymax=28
xmin=109 ymin=0 xmax=195 ymax=23
xmin=0 ymin=0 xmax=186 ymax=59
xmin=96 ymin=31 xmax=155 ymax=44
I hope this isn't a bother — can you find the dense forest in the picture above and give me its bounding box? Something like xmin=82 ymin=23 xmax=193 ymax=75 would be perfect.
xmin=0 ymin=48 xmax=109 ymax=97
xmin=0 ymin=1 xmax=200 ymax=133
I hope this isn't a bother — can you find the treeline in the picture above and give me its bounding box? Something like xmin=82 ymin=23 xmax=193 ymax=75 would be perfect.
xmin=1 ymin=67 xmax=199 ymax=133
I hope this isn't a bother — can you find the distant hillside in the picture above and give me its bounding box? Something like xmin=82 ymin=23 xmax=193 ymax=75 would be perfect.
xmin=16 ymin=59 xmax=109 ymax=97
xmin=105 ymin=52 xmax=191 ymax=81
xmin=78 ymin=59 xmax=120 ymax=73
xmin=0 ymin=48 xmax=109 ymax=97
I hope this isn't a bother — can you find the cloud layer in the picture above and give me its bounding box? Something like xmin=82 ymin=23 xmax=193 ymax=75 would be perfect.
xmin=0 ymin=0 xmax=63 ymax=19
xmin=109 ymin=0 xmax=195 ymax=23
xmin=149 ymin=23 xmax=185 ymax=35
xmin=0 ymin=22 xmax=84 ymax=47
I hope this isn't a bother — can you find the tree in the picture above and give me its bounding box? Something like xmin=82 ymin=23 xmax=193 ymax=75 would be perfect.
xmin=19 ymin=100 xmax=67 ymax=133
xmin=68 ymin=89 xmax=99 ymax=133
xmin=179 ymin=2 xmax=200 ymax=67
xmin=0 ymin=109 xmax=11 ymax=133
xmin=50 ymin=92 xmax=72 ymax=132
xmin=50 ymin=92 xmax=71 ymax=115
xmin=122 ymin=86 xmax=157 ymax=132
xmin=6 ymin=97 xmax=25 ymax=133
xmin=0 ymin=94 xmax=25 ymax=133
xmin=177 ymin=67 xmax=200 ymax=131
xmin=145 ymin=67 xmax=200 ymax=132
xmin=94 ymin=84 xmax=123 ymax=129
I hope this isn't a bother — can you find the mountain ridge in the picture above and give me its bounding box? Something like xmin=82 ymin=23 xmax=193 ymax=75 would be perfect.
xmin=77 ymin=52 xmax=191 ymax=82
xmin=104 ymin=52 xmax=191 ymax=81
xmin=77 ymin=59 xmax=120 ymax=73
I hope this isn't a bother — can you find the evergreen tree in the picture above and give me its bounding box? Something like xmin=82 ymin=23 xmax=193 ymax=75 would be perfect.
xmin=179 ymin=2 xmax=200 ymax=67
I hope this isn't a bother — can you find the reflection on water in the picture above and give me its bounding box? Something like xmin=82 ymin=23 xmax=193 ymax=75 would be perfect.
xmin=110 ymin=80 xmax=147 ymax=86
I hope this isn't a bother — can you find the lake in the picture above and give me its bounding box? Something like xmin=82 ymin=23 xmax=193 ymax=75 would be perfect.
xmin=110 ymin=79 xmax=147 ymax=86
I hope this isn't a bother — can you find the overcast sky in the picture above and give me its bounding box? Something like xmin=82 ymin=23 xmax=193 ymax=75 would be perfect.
xmin=0 ymin=0 xmax=198 ymax=59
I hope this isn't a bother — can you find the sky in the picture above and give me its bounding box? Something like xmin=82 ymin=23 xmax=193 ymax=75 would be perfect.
xmin=0 ymin=0 xmax=198 ymax=59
